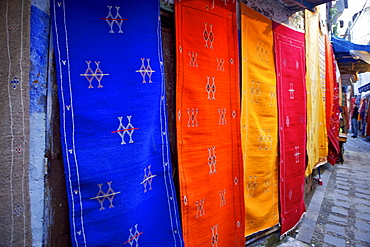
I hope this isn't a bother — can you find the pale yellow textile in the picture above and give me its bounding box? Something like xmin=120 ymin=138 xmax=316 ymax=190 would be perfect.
xmin=305 ymin=10 xmax=328 ymax=176
xmin=241 ymin=4 xmax=279 ymax=236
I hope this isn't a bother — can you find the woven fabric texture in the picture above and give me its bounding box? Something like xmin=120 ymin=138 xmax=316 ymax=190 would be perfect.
xmin=241 ymin=4 xmax=279 ymax=236
xmin=176 ymin=0 xmax=245 ymax=246
xmin=273 ymin=22 xmax=307 ymax=237
xmin=318 ymin=32 xmax=329 ymax=163
xmin=0 ymin=0 xmax=32 ymax=245
xmin=325 ymin=35 xmax=340 ymax=165
xmin=51 ymin=1 xmax=183 ymax=246
xmin=305 ymin=10 xmax=328 ymax=176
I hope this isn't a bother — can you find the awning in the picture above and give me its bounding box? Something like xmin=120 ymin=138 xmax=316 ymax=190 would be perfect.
xmin=359 ymin=82 xmax=370 ymax=93
xmin=278 ymin=0 xmax=334 ymax=12
xmin=350 ymin=50 xmax=370 ymax=64
xmin=332 ymin=36 xmax=370 ymax=75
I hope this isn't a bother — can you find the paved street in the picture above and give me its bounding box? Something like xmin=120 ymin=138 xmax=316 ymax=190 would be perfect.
xmin=296 ymin=136 xmax=370 ymax=247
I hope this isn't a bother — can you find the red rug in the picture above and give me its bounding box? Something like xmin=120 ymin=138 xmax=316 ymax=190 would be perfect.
xmin=366 ymin=100 xmax=370 ymax=136
xmin=175 ymin=1 xmax=244 ymax=246
xmin=273 ymin=22 xmax=306 ymax=236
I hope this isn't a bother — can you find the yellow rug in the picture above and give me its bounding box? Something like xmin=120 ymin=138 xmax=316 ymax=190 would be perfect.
xmin=318 ymin=32 xmax=328 ymax=165
xmin=241 ymin=4 xmax=279 ymax=236
xmin=305 ymin=10 xmax=328 ymax=176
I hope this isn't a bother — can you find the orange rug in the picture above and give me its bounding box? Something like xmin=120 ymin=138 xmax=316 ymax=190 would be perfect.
xmin=176 ymin=0 xmax=244 ymax=246
xmin=318 ymin=32 xmax=329 ymax=164
xmin=241 ymin=4 xmax=279 ymax=236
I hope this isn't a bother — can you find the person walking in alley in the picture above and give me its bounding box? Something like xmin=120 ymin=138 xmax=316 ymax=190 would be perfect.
xmin=359 ymin=100 xmax=366 ymax=137
xmin=351 ymin=103 xmax=359 ymax=138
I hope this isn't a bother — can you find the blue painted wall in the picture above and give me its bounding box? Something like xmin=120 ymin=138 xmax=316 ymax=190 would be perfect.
xmin=30 ymin=4 xmax=49 ymax=113
xmin=29 ymin=2 xmax=50 ymax=246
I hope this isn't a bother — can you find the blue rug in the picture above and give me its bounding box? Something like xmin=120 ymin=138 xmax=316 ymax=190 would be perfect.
xmin=51 ymin=1 xmax=183 ymax=246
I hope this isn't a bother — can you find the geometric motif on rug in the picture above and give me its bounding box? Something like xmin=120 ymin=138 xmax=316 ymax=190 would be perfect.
xmin=51 ymin=1 xmax=183 ymax=245
xmin=0 ymin=0 xmax=32 ymax=245
xmin=176 ymin=0 xmax=244 ymax=246
xmin=273 ymin=21 xmax=307 ymax=237
xmin=240 ymin=4 xmax=279 ymax=237
xmin=305 ymin=10 xmax=328 ymax=176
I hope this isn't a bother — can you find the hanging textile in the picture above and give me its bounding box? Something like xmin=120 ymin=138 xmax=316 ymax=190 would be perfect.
xmin=359 ymin=99 xmax=367 ymax=137
xmin=0 ymin=0 xmax=32 ymax=245
xmin=305 ymin=10 xmax=327 ymax=176
xmin=366 ymin=100 xmax=370 ymax=136
xmin=51 ymin=1 xmax=183 ymax=246
xmin=325 ymin=35 xmax=340 ymax=165
xmin=241 ymin=4 xmax=279 ymax=236
xmin=175 ymin=0 xmax=245 ymax=246
xmin=318 ymin=32 xmax=328 ymax=163
xmin=273 ymin=22 xmax=307 ymax=237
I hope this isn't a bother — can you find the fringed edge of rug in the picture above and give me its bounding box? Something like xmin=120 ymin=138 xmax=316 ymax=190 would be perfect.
xmin=249 ymin=222 xmax=281 ymax=237
xmin=245 ymin=223 xmax=281 ymax=245
xmin=279 ymin=212 xmax=306 ymax=240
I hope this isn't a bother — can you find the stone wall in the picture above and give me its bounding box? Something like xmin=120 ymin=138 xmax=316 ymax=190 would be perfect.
xmin=240 ymin=0 xmax=295 ymax=23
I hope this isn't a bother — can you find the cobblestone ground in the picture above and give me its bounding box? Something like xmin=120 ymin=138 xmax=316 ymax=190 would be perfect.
xmin=253 ymin=136 xmax=370 ymax=247
xmin=307 ymin=136 xmax=370 ymax=247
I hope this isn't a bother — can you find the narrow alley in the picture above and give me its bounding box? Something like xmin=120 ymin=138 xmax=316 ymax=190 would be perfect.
xmin=296 ymin=136 xmax=370 ymax=247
